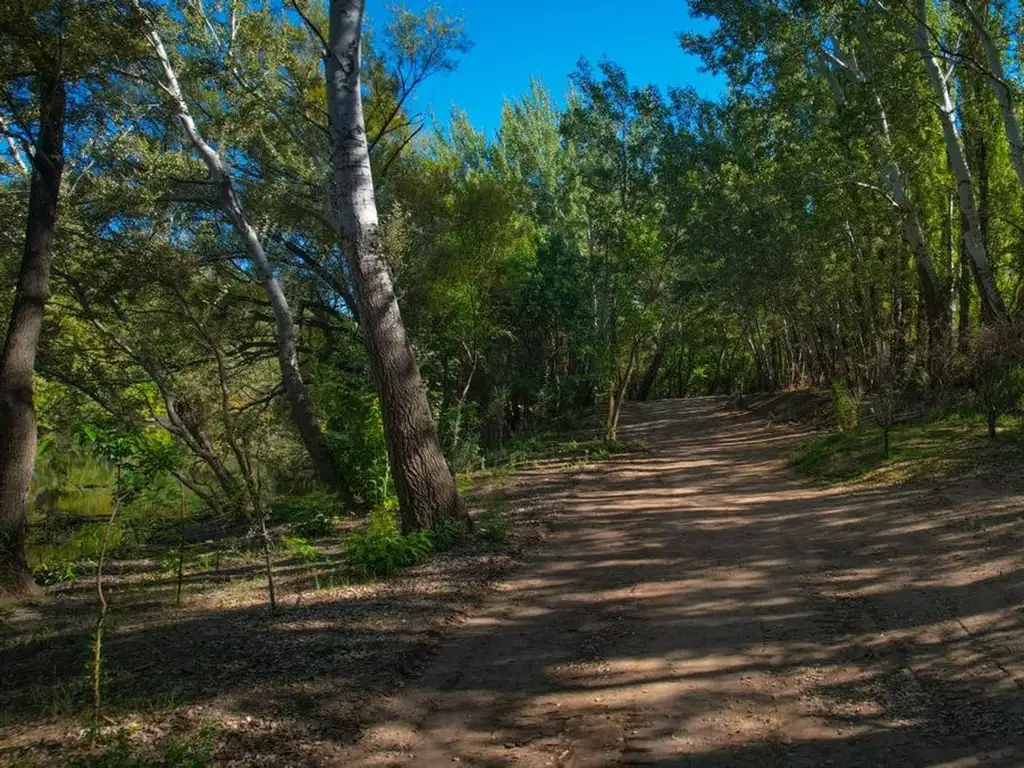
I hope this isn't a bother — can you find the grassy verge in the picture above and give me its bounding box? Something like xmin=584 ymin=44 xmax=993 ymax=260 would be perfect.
xmin=790 ymin=412 xmax=1023 ymax=486
xmin=486 ymin=431 xmax=646 ymax=469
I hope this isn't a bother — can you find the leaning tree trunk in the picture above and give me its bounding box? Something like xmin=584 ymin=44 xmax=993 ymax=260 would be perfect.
xmin=818 ymin=46 xmax=949 ymax=342
xmin=0 ymin=74 xmax=65 ymax=597
xmin=140 ymin=16 xmax=352 ymax=503
xmin=958 ymin=0 xmax=1024 ymax=194
xmin=634 ymin=345 xmax=664 ymax=402
xmin=913 ymin=5 xmax=1006 ymax=320
xmin=326 ymin=0 xmax=466 ymax=533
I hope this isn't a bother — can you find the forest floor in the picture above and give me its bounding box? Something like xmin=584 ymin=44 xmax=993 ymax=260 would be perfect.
xmin=334 ymin=397 xmax=1024 ymax=767
xmin=6 ymin=396 xmax=1024 ymax=766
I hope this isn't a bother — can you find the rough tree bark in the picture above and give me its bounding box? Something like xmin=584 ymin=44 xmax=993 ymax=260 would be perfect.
xmin=140 ymin=15 xmax=353 ymax=503
xmin=326 ymin=0 xmax=467 ymax=533
xmin=0 ymin=74 xmax=65 ymax=597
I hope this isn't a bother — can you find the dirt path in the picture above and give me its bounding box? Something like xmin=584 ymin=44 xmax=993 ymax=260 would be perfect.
xmin=338 ymin=398 xmax=1024 ymax=767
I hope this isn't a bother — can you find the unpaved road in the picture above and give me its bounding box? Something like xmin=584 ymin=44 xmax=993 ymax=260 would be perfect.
xmin=340 ymin=398 xmax=1024 ymax=766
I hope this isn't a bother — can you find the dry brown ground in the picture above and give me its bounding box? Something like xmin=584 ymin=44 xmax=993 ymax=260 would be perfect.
xmin=6 ymin=397 xmax=1024 ymax=766
xmin=337 ymin=397 xmax=1024 ymax=767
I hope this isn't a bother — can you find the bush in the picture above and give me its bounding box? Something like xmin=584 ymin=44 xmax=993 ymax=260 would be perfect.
xmin=270 ymin=490 xmax=343 ymax=538
xmin=972 ymin=321 xmax=1024 ymax=439
xmin=32 ymin=558 xmax=84 ymax=586
xmin=476 ymin=501 xmax=510 ymax=543
xmin=280 ymin=535 xmax=323 ymax=564
xmin=430 ymin=516 xmax=466 ymax=551
xmin=831 ymin=381 xmax=859 ymax=431
xmin=344 ymin=507 xmax=434 ymax=578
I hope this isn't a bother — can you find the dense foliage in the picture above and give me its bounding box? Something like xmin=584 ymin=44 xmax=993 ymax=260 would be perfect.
xmin=5 ymin=0 xmax=1024 ymax=594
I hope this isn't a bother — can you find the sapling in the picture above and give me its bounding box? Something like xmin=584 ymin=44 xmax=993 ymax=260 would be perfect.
xmin=79 ymin=427 xmax=134 ymax=732
xmin=175 ymin=484 xmax=187 ymax=607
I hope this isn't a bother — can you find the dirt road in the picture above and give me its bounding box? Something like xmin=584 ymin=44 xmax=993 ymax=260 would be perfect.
xmin=339 ymin=398 xmax=1024 ymax=766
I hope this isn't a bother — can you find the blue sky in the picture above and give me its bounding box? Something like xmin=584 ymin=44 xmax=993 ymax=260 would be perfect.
xmin=364 ymin=0 xmax=725 ymax=136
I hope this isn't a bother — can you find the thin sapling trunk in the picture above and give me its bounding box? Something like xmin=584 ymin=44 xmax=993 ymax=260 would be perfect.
xmin=91 ymin=465 xmax=122 ymax=732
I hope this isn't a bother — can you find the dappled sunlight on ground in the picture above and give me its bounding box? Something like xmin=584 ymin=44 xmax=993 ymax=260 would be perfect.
xmin=335 ymin=398 xmax=1024 ymax=766
xmin=6 ymin=397 xmax=1024 ymax=765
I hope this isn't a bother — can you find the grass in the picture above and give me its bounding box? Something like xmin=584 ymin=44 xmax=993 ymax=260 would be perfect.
xmin=790 ymin=412 xmax=1022 ymax=485
xmin=66 ymin=722 xmax=221 ymax=767
xmin=488 ymin=431 xmax=646 ymax=469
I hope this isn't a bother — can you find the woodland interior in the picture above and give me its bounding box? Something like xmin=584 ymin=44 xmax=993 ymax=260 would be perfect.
xmin=6 ymin=0 xmax=1024 ymax=765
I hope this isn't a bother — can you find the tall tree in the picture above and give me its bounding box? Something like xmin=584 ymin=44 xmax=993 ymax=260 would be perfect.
xmin=0 ymin=44 xmax=64 ymax=597
xmin=0 ymin=0 xmax=146 ymax=595
xmin=134 ymin=4 xmax=354 ymax=504
xmin=909 ymin=0 xmax=1006 ymax=319
xmin=326 ymin=0 xmax=467 ymax=532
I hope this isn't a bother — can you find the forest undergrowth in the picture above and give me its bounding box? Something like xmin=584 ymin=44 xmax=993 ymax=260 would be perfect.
xmin=0 ymin=428 xmax=637 ymax=767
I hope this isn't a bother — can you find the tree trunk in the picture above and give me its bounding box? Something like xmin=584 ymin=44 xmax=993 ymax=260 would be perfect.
xmin=634 ymin=346 xmax=664 ymax=402
xmin=957 ymin=236 xmax=972 ymax=352
xmin=958 ymin=1 xmax=1024 ymax=193
xmin=0 ymin=74 xmax=65 ymax=597
xmin=326 ymin=0 xmax=465 ymax=534
xmin=818 ymin=46 xmax=949 ymax=341
xmin=605 ymin=342 xmax=639 ymax=441
xmin=141 ymin=16 xmax=351 ymax=503
xmin=913 ymin=6 xmax=1006 ymax=320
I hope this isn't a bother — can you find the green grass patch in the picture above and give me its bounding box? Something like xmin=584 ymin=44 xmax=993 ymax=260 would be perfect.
xmin=489 ymin=431 xmax=645 ymax=468
xmin=69 ymin=722 xmax=220 ymax=767
xmin=790 ymin=412 xmax=1015 ymax=485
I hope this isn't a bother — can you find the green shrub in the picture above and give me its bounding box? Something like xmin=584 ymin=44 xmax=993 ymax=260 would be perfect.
xmin=476 ymin=502 xmax=510 ymax=543
xmin=32 ymin=558 xmax=84 ymax=586
xmin=440 ymin=401 xmax=485 ymax=474
xmin=831 ymin=381 xmax=859 ymax=431
xmin=430 ymin=516 xmax=465 ymax=551
xmin=270 ymin=490 xmax=342 ymax=538
xmin=344 ymin=508 xmax=434 ymax=578
xmin=280 ymin=535 xmax=323 ymax=564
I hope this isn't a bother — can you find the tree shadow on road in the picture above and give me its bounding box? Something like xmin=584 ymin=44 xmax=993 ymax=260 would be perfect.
xmin=5 ymin=398 xmax=1024 ymax=766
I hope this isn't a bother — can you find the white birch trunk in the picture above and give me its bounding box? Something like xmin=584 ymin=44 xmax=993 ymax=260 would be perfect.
xmin=912 ymin=3 xmax=1006 ymax=319
xmin=957 ymin=1 xmax=1024 ymax=192
xmin=819 ymin=47 xmax=946 ymax=328
xmin=140 ymin=15 xmax=349 ymax=499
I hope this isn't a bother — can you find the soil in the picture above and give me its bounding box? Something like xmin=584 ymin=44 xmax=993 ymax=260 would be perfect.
xmin=334 ymin=397 xmax=1024 ymax=766
xmin=735 ymin=390 xmax=833 ymax=426
xmin=6 ymin=396 xmax=1024 ymax=766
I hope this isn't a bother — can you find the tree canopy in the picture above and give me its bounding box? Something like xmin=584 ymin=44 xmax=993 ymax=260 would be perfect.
xmin=5 ymin=0 xmax=1024 ymax=595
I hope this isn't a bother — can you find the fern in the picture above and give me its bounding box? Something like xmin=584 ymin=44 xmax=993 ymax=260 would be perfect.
xmin=344 ymin=508 xmax=435 ymax=578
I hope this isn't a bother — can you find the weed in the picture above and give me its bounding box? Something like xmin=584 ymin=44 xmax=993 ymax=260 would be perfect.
xmin=430 ymin=517 xmax=465 ymax=551
xmin=344 ymin=508 xmax=434 ymax=578
xmin=47 ymin=680 xmax=83 ymax=717
xmin=477 ymin=503 xmax=510 ymax=543
xmin=270 ymin=490 xmax=343 ymax=538
xmin=162 ymin=723 xmax=220 ymax=767
xmin=70 ymin=722 xmax=220 ymax=767
xmin=830 ymin=381 xmax=859 ymax=431
xmin=280 ymin=535 xmax=323 ymax=564
xmin=32 ymin=558 xmax=83 ymax=586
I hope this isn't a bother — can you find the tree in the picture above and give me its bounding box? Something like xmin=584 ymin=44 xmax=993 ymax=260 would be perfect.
xmin=0 ymin=0 xmax=143 ymax=596
xmin=0 ymin=38 xmax=63 ymax=597
xmin=133 ymin=3 xmax=354 ymax=504
xmin=326 ymin=0 xmax=468 ymax=532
